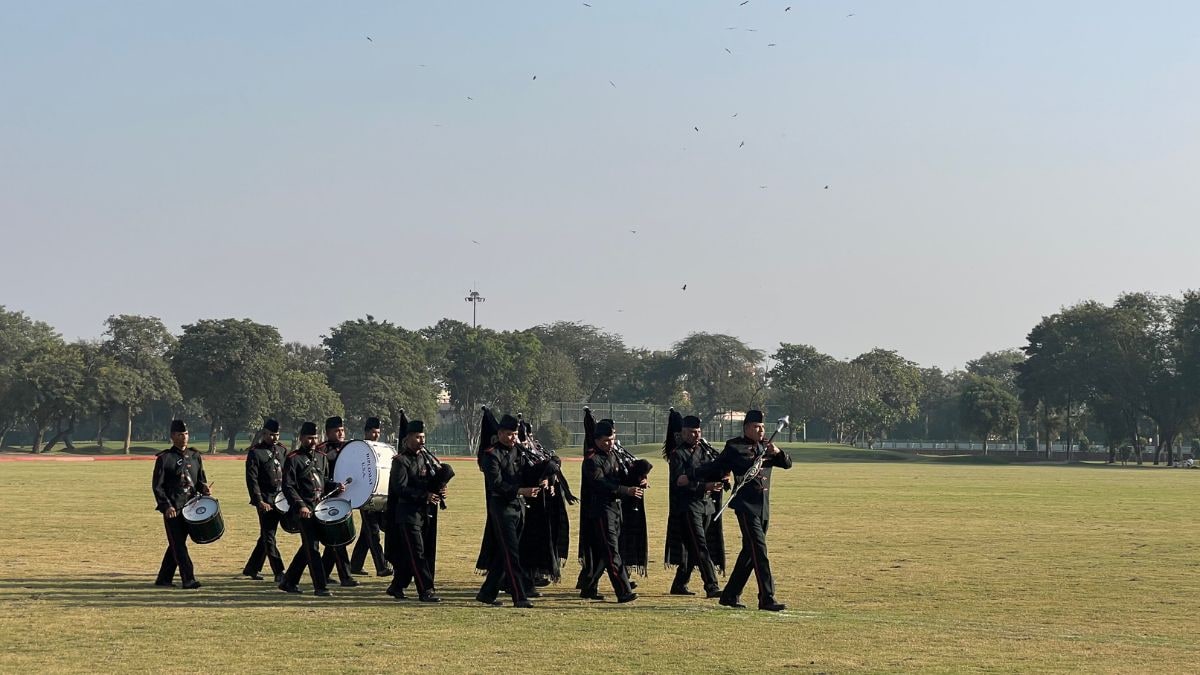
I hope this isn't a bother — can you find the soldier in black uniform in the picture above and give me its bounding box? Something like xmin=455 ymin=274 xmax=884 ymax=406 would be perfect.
xmin=664 ymin=413 xmax=725 ymax=598
xmin=476 ymin=413 xmax=539 ymax=608
xmin=318 ymin=416 xmax=358 ymax=587
xmin=151 ymin=419 xmax=210 ymax=589
xmin=578 ymin=420 xmax=640 ymax=603
xmin=712 ymin=410 xmax=792 ymax=611
xmin=279 ymin=421 xmax=343 ymax=596
xmin=242 ymin=418 xmax=287 ymax=582
xmin=386 ymin=419 xmax=443 ymax=602
xmin=351 ymin=417 xmax=393 ymax=577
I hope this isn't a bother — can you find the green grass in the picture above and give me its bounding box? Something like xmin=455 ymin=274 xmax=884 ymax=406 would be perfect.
xmin=2 ymin=455 xmax=1198 ymax=673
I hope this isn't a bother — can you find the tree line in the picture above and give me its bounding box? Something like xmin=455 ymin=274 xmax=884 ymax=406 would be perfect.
xmin=2 ymin=291 xmax=1198 ymax=461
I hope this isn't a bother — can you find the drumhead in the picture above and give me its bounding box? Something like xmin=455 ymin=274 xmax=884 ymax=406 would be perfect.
xmin=182 ymin=496 xmax=219 ymax=522
xmin=273 ymin=491 xmax=290 ymax=513
xmin=315 ymin=498 xmax=353 ymax=523
xmin=331 ymin=439 xmax=396 ymax=509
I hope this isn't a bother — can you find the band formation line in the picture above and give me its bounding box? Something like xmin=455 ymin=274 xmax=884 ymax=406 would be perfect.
xmin=151 ymin=406 xmax=792 ymax=610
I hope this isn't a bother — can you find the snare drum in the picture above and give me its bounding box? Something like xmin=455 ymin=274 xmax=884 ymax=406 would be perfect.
xmin=273 ymin=492 xmax=300 ymax=534
xmin=314 ymin=497 xmax=356 ymax=547
xmin=182 ymin=496 xmax=225 ymax=544
xmin=331 ymin=439 xmax=397 ymax=511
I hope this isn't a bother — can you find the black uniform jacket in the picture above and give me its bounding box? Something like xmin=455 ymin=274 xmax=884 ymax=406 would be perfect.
xmin=389 ymin=449 xmax=438 ymax=523
xmin=245 ymin=442 xmax=286 ymax=506
xmin=152 ymin=446 xmax=207 ymax=513
xmin=479 ymin=442 xmax=524 ymax=511
xmin=581 ymin=449 xmax=625 ymax=518
xmin=668 ymin=443 xmax=715 ymax=516
xmin=714 ymin=436 xmax=793 ymax=520
xmin=283 ymin=448 xmax=334 ymax=511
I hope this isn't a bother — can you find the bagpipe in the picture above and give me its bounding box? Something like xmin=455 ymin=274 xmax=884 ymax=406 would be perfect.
xmin=516 ymin=417 xmax=577 ymax=504
xmin=613 ymin=438 xmax=653 ymax=510
xmin=419 ymin=447 xmax=456 ymax=510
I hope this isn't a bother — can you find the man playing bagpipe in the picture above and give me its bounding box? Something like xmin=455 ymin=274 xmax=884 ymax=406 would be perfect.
xmin=515 ymin=416 xmax=575 ymax=587
xmin=384 ymin=417 xmax=446 ymax=603
xmin=475 ymin=409 xmax=539 ymax=607
xmin=663 ymin=410 xmax=726 ymax=599
xmin=577 ymin=419 xmax=640 ymax=604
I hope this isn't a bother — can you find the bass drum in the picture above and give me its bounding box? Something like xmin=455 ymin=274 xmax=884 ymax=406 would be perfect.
xmin=182 ymin=496 xmax=225 ymax=544
xmin=273 ymin=492 xmax=300 ymax=534
xmin=331 ymin=439 xmax=397 ymax=511
xmin=314 ymin=497 xmax=356 ymax=547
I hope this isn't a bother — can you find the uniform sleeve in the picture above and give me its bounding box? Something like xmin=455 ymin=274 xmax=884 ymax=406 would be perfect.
xmin=396 ymin=458 xmax=429 ymax=503
xmin=668 ymin=451 xmax=705 ymax=498
xmin=195 ymin=453 xmax=208 ymax=492
xmin=245 ymin=449 xmax=262 ymax=505
xmin=716 ymin=441 xmax=752 ymax=476
xmin=481 ymin=451 xmax=520 ymax=501
xmin=769 ymin=449 xmax=793 ymax=470
xmin=151 ymin=455 xmax=169 ymax=512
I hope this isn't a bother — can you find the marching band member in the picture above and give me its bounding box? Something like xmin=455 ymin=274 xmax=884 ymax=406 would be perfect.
xmin=279 ymin=421 xmax=340 ymax=596
xmin=712 ymin=410 xmax=792 ymax=611
xmin=386 ymin=419 xmax=443 ymax=602
xmin=319 ymin=416 xmax=358 ymax=587
xmin=350 ymin=416 xmax=393 ymax=577
xmin=475 ymin=410 xmax=538 ymax=608
xmin=242 ymin=418 xmax=287 ymax=583
xmin=578 ymin=420 xmax=639 ymax=604
xmin=151 ymin=419 xmax=209 ymax=589
xmin=664 ymin=412 xmax=724 ymax=598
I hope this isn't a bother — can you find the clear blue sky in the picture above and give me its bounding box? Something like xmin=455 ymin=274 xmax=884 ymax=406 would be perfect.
xmin=4 ymin=1 xmax=1199 ymax=370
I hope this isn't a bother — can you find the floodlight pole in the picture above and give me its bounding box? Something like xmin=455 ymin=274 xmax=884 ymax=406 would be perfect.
xmin=465 ymin=288 xmax=485 ymax=328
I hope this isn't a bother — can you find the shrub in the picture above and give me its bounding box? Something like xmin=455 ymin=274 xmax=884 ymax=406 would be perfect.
xmin=535 ymin=421 xmax=571 ymax=451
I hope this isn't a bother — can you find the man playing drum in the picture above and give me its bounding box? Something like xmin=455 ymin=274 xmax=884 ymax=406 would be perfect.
xmin=280 ymin=421 xmax=343 ymax=596
xmin=350 ymin=416 xmax=393 ymax=578
xmin=151 ymin=419 xmax=210 ymax=589
xmin=319 ymin=416 xmax=358 ymax=587
xmin=242 ymin=418 xmax=287 ymax=582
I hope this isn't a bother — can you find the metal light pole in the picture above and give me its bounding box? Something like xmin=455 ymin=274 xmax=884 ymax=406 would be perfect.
xmin=464 ymin=288 xmax=485 ymax=328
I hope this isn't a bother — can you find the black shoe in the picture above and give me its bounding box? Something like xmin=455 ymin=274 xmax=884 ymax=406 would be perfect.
xmin=617 ymin=592 xmax=639 ymax=604
xmin=378 ymin=568 xmax=393 ymax=577
xmin=314 ymin=588 xmax=332 ymax=597
xmin=386 ymin=585 xmax=407 ymax=600
xmin=719 ymin=597 xmax=746 ymax=609
xmin=513 ymin=599 xmax=534 ymax=608
xmin=278 ymin=582 xmax=303 ymax=594
xmin=243 ymin=572 xmax=264 ymax=580
xmin=350 ymin=568 xmax=369 ymax=576
xmin=476 ymin=595 xmax=502 ymax=606
xmin=629 ymin=580 xmax=638 ymax=590
xmin=669 ymin=586 xmax=696 ymax=596
xmin=419 ymin=593 xmax=442 ymax=603
xmin=759 ymin=602 xmax=786 ymax=612
xmin=533 ymin=576 xmax=551 ymax=587
xmin=274 ymin=573 xmax=285 ymax=584
xmin=579 ymin=590 xmax=605 ymax=601
xmin=181 ymin=580 xmax=202 ymax=590
xmin=153 ymin=580 xmax=176 ymax=588
xmin=340 ymin=578 xmax=360 ymax=588
xmin=705 ymin=588 xmax=723 ymax=599
xmin=526 ymin=590 xmax=543 ymax=599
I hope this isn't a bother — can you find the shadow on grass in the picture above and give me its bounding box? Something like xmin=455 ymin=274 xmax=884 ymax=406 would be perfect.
xmin=0 ymin=575 xmax=771 ymax=613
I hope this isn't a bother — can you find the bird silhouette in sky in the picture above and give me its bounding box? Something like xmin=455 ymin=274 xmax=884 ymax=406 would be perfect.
xmin=739 ymin=1 xmax=749 ymax=5
xmin=732 ymin=112 xmax=738 ymax=117
xmin=724 ymin=48 xmax=733 ymax=54
xmin=472 ymin=240 xmax=481 ymax=245
xmin=609 ymin=80 xmax=616 ymax=87
xmin=824 ymin=185 xmax=830 ymax=189
xmin=785 ymin=6 xmax=791 ymax=11
xmin=694 ymin=126 xmax=700 ymax=132
xmin=366 ymin=36 xmax=373 ymax=42
xmin=681 ymin=284 xmax=688 ymax=291
xmin=630 ymin=229 xmax=638 ymax=234
xmin=532 ymin=75 xmax=537 ymax=80
xmin=767 ymin=43 xmax=777 ymax=47
xmin=466 ymin=96 xmax=473 ymax=100
xmin=582 ymin=2 xmax=591 ymax=5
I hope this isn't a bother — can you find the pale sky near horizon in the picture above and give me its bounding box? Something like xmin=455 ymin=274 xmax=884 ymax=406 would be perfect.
xmin=4 ymin=1 xmax=1199 ymax=371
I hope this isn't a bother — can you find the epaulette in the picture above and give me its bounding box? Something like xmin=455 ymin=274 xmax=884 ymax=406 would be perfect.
xmin=286 ymin=450 xmax=304 ymax=458
xmin=155 ymin=449 xmax=168 ymax=457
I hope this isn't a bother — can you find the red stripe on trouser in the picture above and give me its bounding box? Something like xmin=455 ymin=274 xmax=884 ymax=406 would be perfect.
xmin=596 ymin=517 xmax=626 ymax=594
xmin=402 ymin=526 xmax=426 ymax=595
xmin=738 ymin=511 xmax=766 ymax=597
xmin=491 ymin=511 xmax=524 ymax=601
xmin=164 ymin=514 xmax=183 ymax=572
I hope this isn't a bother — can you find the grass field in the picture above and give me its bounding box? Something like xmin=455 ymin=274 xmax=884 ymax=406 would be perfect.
xmin=1 ymin=445 xmax=1198 ymax=673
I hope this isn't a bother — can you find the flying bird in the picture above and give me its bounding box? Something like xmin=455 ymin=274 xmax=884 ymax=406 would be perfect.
xmin=681 ymin=284 xmax=687 ymax=291
xmin=582 ymin=2 xmax=592 ymax=5
xmin=466 ymin=96 xmax=474 ymax=100
xmin=732 ymin=112 xmax=738 ymax=117
xmin=739 ymin=0 xmax=749 ymax=5
xmin=532 ymin=75 xmax=537 ymax=80
xmin=694 ymin=126 xmax=700 ymax=132
xmin=785 ymin=6 xmax=791 ymax=10
xmin=724 ymin=48 xmax=732 ymax=54
xmin=767 ymin=43 xmax=777 ymax=47
xmin=739 ymin=141 xmax=745 ymax=148
xmin=824 ymin=185 xmax=830 ymax=189
xmin=847 ymin=12 xmax=856 ymax=17
xmin=630 ymin=229 xmax=638 ymax=234
xmin=609 ymin=80 xmax=616 ymax=87
xmin=366 ymin=36 xmax=373 ymax=42
xmin=472 ymin=240 xmax=481 ymax=245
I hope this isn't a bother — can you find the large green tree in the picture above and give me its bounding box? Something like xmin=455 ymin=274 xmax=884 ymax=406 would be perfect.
xmin=0 ymin=307 xmax=59 ymax=447
xmin=13 ymin=340 xmax=85 ymax=452
xmin=529 ymin=322 xmax=633 ymax=401
xmin=101 ymin=315 xmax=181 ymax=454
xmin=851 ymin=348 xmax=924 ymax=441
xmin=277 ymin=370 xmax=344 ymax=448
xmin=172 ymin=319 xmax=286 ymax=452
xmin=671 ymin=333 xmax=765 ymax=423
xmin=796 ymin=361 xmax=880 ymax=443
xmin=959 ymin=375 xmax=1019 ymax=453
xmin=324 ymin=316 xmax=437 ymax=438
xmin=769 ymin=343 xmax=835 ymax=438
